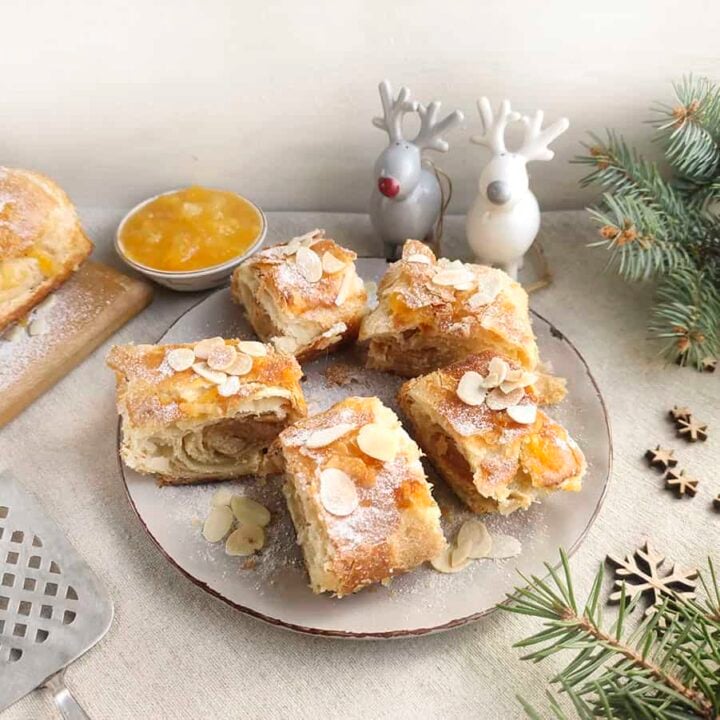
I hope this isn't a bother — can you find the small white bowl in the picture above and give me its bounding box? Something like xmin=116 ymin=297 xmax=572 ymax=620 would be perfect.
xmin=115 ymin=189 xmax=267 ymax=291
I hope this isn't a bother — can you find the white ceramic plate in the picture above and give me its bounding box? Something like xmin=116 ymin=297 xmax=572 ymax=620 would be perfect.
xmin=119 ymin=259 xmax=611 ymax=638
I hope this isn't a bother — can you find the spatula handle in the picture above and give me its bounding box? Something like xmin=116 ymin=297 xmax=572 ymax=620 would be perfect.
xmin=44 ymin=671 xmax=91 ymax=720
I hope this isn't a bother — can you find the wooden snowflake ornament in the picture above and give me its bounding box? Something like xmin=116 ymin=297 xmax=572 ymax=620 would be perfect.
xmin=669 ymin=405 xmax=693 ymax=424
xmin=644 ymin=446 xmax=678 ymax=472
xmin=606 ymin=541 xmax=698 ymax=617
xmin=664 ymin=469 xmax=698 ymax=497
xmin=676 ymin=416 xmax=708 ymax=442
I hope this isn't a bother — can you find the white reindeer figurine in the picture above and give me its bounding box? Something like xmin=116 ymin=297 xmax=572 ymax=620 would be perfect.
xmin=370 ymin=80 xmax=463 ymax=259
xmin=465 ymin=98 xmax=569 ymax=278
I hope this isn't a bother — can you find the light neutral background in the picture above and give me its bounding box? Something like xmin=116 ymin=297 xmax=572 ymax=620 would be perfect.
xmin=3 ymin=0 xmax=720 ymax=214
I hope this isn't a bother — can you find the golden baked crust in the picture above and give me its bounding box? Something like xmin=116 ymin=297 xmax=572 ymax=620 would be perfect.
xmin=231 ymin=229 xmax=368 ymax=361
xmin=398 ymin=352 xmax=585 ymax=515
xmin=359 ymin=240 xmax=538 ymax=377
xmin=107 ymin=339 xmax=307 ymax=484
xmin=0 ymin=166 xmax=93 ymax=332
xmin=266 ymin=396 xmax=445 ymax=596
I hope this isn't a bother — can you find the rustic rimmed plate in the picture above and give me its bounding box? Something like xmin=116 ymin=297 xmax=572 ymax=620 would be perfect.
xmin=118 ymin=258 xmax=611 ymax=638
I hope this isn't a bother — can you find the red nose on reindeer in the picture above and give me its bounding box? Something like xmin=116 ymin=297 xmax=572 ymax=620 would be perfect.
xmin=378 ymin=176 xmax=400 ymax=198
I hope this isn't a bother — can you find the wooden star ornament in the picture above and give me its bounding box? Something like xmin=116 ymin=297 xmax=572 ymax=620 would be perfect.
xmin=644 ymin=446 xmax=678 ymax=472
xmin=664 ymin=469 xmax=698 ymax=497
xmin=676 ymin=416 xmax=708 ymax=442
xmin=669 ymin=405 xmax=693 ymax=424
xmin=606 ymin=541 xmax=697 ymax=617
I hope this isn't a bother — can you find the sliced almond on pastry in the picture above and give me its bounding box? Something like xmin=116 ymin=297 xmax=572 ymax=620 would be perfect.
xmin=295 ymin=246 xmax=323 ymax=283
xmin=207 ymin=344 xmax=237 ymax=371
xmin=166 ymin=347 xmax=196 ymax=372
xmin=406 ymin=253 xmax=431 ymax=265
xmin=230 ymin=496 xmax=271 ymax=527
xmin=456 ymin=371 xmax=487 ymax=406
xmin=432 ymin=268 xmax=476 ymax=289
xmin=486 ymin=534 xmax=522 ymax=559
xmin=479 ymin=357 xmax=510 ymax=388
xmin=273 ymin=336 xmax=298 ymax=354
xmin=486 ymin=387 xmax=524 ymax=410
xmin=322 ymin=251 xmax=346 ymax=274
xmin=192 ymin=362 xmax=228 ymax=385
xmin=226 ymin=352 xmax=253 ymax=376
xmin=218 ymin=375 xmax=241 ymax=397
xmin=202 ymin=506 xmax=234 ymax=543
xmin=357 ymin=423 xmax=399 ymax=463
xmin=507 ymin=404 xmax=537 ymax=425
xmin=431 ymin=546 xmax=470 ymax=573
xmin=319 ymin=468 xmax=359 ymax=516
xmin=194 ymin=337 xmax=226 ymax=360
xmin=237 ymin=340 xmax=267 ymax=357
xmin=225 ymin=524 xmax=265 ymax=556
xmin=467 ymin=275 xmax=504 ymax=308
xmin=305 ymin=423 xmax=355 ymax=449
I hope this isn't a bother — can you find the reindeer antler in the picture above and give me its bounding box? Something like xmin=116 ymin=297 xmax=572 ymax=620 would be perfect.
xmin=470 ymin=98 xmax=521 ymax=154
xmin=372 ymin=80 xmax=417 ymax=143
xmin=414 ymin=101 xmax=464 ymax=153
xmin=517 ymin=110 xmax=569 ymax=162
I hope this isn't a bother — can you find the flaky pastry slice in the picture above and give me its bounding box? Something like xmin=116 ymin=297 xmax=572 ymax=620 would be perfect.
xmin=107 ymin=338 xmax=306 ymax=485
xmin=358 ymin=240 xmax=538 ymax=377
xmin=265 ymin=396 xmax=445 ymax=596
xmin=1 ymin=166 xmax=93 ymax=332
xmin=231 ymin=229 xmax=368 ymax=361
xmin=398 ymin=352 xmax=586 ymax=515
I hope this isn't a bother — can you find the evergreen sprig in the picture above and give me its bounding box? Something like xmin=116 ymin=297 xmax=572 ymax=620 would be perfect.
xmin=576 ymin=75 xmax=720 ymax=369
xmin=503 ymin=549 xmax=720 ymax=719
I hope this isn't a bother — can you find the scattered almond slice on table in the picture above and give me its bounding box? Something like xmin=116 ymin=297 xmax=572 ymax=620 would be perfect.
xmin=202 ymin=506 xmax=234 ymax=543
xmin=226 ymin=524 xmax=265 ymax=556
xmin=431 ymin=546 xmax=470 ymax=573
xmin=230 ymin=496 xmax=271 ymax=527
xmin=200 ymin=493 xmax=271 ymax=558
xmin=211 ymin=488 xmax=234 ymax=507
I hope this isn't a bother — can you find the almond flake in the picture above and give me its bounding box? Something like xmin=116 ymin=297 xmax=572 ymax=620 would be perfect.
xmin=432 ymin=269 xmax=476 ymax=289
xmin=292 ymin=229 xmax=324 ymax=246
xmin=225 ymin=524 xmax=265 ymax=556
xmin=319 ymin=468 xmax=359 ymax=516
xmin=468 ymin=276 xmax=504 ymax=308
xmin=335 ymin=268 xmax=355 ymax=306
xmin=207 ymin=344 xmax=237 ymax=371
xmin=295 ymin=246 xmax=323 ymax=283
xmin=4 ymin=324 xmax=26 ymax=342
xmin=456 ymin=371 xmax=487 ymax=406
xmin=322 ymin=252 xmax=346 ymax=274
xmin=28 ymin=317 xmax=49 ymax=336
xmin=166 ymin=347 xmax=196 ymax=372
xmin=305 ymin=423 xmax=355 ymax=449
xmin=218 ymin=375 xmax=241 ymax=397
xmin=458 ymin=520 xmax=492 ymax=559
xmin=486 ymin=387 xmax=524 ymax=410
xmin=507 ymin=404 xmax=537 ymax=424
xmin=431 ymin=546 xmax=470 ymax=573
xmin=273 ymin=336 xmax=298 ymax=354
xmin=194 ymin=337 xmax=226 ymax=360
xmin=357 ymin=423 xmax=399 ymax=463
xmin=406 ymin=253 xmax=431 ymax=265
xmin=192 ymin=362 xmax=228 ymax=385
xmin=451 ymin=542 xmax=472 ymax=568
xmin=230 ymin=496 xmax=271 ymax=527
xmin=279 ymin=239 xmax=301 ymax=256
xmin=211 ymin=488 xmax=234 ymax=507
xmin=226 ymin=352 xmax=253 ymax=376
xmin=202 ymin=506 xmax=234 ymax=543
xmin=487 ymin=534 xmax=522 ymax=559
xmin=500 ymin=371 xmax=537 ymax=394
xmin=237 ymin=341 xmax=267 ymax=357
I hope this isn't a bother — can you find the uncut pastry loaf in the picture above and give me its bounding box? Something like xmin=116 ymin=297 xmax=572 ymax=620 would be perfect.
xmin=0 ymin=166 xmax=93 ymax=332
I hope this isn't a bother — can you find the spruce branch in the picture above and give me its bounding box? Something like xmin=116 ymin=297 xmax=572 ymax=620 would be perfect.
xmin=503 ymin=549 xmax=720 ymax=719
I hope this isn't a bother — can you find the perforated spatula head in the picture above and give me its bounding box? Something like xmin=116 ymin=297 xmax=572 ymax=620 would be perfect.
xmin=0 ymin=471 xmax=113 ymax=712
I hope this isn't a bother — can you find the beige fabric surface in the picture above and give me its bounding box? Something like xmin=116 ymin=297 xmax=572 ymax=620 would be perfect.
xmin=1 ymin=210 xmax=718 ymax=720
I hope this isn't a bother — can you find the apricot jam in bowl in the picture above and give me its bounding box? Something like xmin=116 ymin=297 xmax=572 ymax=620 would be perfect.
xmin=115 ymin=186 xmax=266 ymax=291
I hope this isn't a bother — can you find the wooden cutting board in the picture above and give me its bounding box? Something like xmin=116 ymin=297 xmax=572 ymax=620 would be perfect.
xmin=0 ymin=261 xmax=153 ymax=428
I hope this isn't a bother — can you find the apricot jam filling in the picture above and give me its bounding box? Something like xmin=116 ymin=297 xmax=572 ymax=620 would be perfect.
xmin=119 ymin=186 xmax=262 ymax=272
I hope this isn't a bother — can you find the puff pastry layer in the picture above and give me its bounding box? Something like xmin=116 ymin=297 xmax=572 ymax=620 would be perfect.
xmin=0 ymin=166 xmax=93 ymax=332
xmin=107 ymin=339 xmax=306 ymax=484
xmin=398 ymin=352 xmax=586 ymax=515
xmin=266 ymin=396 xmax=445 ymax=596
xmin=231 ymin=229 xmax=367 ymax=361
xmin=359 ymin=240 xmax=538 ymax=377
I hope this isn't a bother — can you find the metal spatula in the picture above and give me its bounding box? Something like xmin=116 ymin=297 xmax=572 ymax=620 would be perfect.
xmin=0 ymin=471 xmax=113 ymax=718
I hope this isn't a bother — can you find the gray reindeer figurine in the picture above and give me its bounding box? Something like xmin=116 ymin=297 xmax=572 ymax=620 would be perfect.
xmin=369 ymin=80 xmax=463 ymax=259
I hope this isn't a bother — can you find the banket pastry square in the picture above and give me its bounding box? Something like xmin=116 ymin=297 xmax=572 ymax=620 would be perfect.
xmin=0 ymin=166 xmax=93 ymax=332
xmin=112 ymin=229 xmax=589 ymax=597
xmin=231 ymin=229 xmax=368 ymax=361
xmin=107 ymin=338 xmax=307 ymax=484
